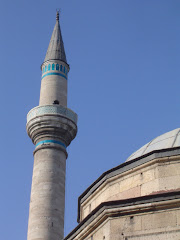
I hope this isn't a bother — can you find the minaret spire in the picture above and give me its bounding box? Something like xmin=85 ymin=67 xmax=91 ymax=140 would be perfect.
xmin=56 ymin=9 xmax=59 ymax=21
xmin=44 ymin=10 xmax=67 ymax=63
xmin=26 ymin=12 xmax=77 ymax=240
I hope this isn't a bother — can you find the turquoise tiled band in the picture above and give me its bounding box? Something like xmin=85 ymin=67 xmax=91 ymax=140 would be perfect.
xmin=42 ymin=72 xmax=67 ymax=80
xmin=27 ymin=105 xmax=78 ymax=124
xmin=36 ymin=140 xmax=66 ymax=148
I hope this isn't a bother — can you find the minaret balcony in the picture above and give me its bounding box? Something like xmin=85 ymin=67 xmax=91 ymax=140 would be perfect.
xmin=27 ymin=105 xmax=77 ymax=124
xmin=26 ymin=105 xmax=77 ymax=147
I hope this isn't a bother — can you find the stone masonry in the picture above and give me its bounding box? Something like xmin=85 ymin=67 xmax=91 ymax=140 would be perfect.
xmin=26 ymin=12 xmax=77 ymax=240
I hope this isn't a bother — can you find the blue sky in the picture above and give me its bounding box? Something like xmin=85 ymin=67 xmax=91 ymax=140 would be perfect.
xmin=0 ymin=0 xmax=180 ymax=239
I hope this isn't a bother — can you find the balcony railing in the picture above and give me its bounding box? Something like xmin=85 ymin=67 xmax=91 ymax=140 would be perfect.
xmin=27 ymin=105 xmax=78 ymax=124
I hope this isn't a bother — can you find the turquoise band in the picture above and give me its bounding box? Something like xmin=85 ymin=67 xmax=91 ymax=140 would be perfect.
xmin=42 ymin=72 xmax=67 ymax=80
xmin=36 ymin=140 xmax=66 ymax=148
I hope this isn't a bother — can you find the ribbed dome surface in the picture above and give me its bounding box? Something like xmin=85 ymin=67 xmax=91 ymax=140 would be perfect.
xmin=126 ymin=128 xmax=180 ymax=162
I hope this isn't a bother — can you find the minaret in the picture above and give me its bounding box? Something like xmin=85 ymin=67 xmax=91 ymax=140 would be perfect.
xmin=26 ymin=12 xmax=77 ymax=240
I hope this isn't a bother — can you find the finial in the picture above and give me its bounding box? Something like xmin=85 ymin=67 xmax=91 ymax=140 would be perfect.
xmin=56 ymin=9 xmax=60 ymax=21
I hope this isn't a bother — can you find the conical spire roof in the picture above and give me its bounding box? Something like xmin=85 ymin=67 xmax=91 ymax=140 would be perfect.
xmin=44 ymin=11 xmax=67 ymax=63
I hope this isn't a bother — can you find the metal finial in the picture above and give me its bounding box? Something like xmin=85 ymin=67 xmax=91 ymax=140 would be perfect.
xmin=56 ymin=9 xmax=60 ymax=21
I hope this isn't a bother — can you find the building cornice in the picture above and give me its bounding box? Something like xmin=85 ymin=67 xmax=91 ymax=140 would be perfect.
xmin=65 ymin=191 xmax=180 ymax=240
xmin=77 ymin=147 xmax=180 ymax=222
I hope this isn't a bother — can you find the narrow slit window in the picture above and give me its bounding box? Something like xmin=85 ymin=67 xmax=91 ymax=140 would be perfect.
xmin=56 ymin=64 xmax=59 ymax=70
xmin=89 ymin=204 xmax=91 ymax=213
xmin=52 ymin=64 xmax=55 ymax=70
xmin=60 ymin=65 xmax=62 ymax=71
xmin=48 ymin=64 xmax=51 ymax=71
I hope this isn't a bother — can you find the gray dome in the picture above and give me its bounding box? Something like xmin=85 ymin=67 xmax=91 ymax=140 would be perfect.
xmin=126 ymin=128 xmax=180 ymax=162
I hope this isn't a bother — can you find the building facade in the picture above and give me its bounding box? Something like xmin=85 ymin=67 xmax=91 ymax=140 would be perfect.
xmin=65 ymin=129 xmax=180 ymax=240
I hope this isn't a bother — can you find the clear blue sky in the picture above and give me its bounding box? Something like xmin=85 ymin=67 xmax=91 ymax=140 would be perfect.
xmin=0 ymin=0 xmax=180 ymax=239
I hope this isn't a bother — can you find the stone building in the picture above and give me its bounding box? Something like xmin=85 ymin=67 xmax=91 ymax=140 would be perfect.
xmin=65 ymin=129 xmax=180 ymax=240
xmin=27 ymin=13 xmax=180 ymax=240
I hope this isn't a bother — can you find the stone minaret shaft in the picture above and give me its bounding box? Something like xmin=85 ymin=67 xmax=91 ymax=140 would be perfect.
xmin=26 ymin=12 xmax=77 ymax=240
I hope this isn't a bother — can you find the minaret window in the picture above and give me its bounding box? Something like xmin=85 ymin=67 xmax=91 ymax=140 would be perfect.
xmin=52 ymin=64 xmax=55 ymax=70
xmin=53 ymin=100 xmax=59 ymax=105
xmin=60 ymin=65 xmax=62 ymax=71
xmin=45 ymin=66 xmax=47 ymax=72
xmin=64 ymin=66 xmax=66 ymax=73
xmin=48 ymin=64 xmax=51 ymax=71
xmin=56 ymin=64 xmax=59 ymax=70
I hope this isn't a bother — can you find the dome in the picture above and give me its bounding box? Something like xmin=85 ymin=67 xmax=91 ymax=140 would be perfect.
xmin=126 ymin=128 xmax=180 ymax=162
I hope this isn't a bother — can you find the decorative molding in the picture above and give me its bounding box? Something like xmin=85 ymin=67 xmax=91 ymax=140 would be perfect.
xmin=42 ymin=72 xmax=67 ymax=80
xmin=33 ymin=143 xmax=68 ymax=158
xmin=65 ymin=191 xmax=180 ymax=240
xmin=42 ymin=63 xmax=68 ymax=75
xmin=27 ymin=105 xmax=77 ymax=124
xmin=77 ymin=147 xmax=180 ymax=222
xmin=36 ymin=139 xmax=66 ymax=148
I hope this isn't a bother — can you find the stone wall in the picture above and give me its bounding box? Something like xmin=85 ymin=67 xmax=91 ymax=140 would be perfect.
xmin=65 ymin=196 xmax=180 ymax=240
xmin=80 ymin=156 xmax=180 ymax=221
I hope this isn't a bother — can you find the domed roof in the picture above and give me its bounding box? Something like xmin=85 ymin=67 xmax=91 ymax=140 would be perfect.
xmin=126 ymin=128 xmax=180 ymax=162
